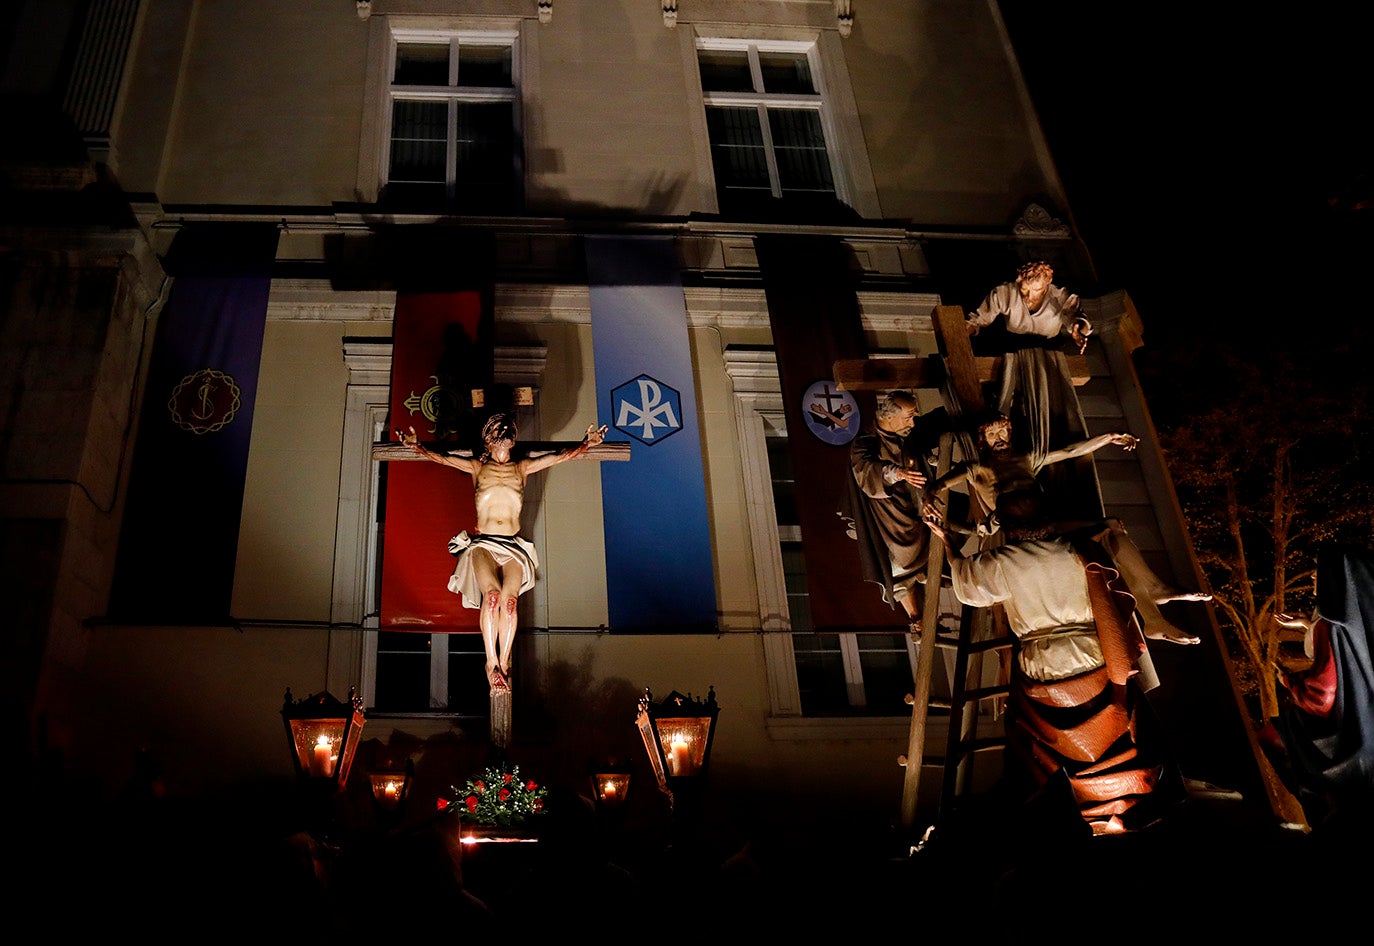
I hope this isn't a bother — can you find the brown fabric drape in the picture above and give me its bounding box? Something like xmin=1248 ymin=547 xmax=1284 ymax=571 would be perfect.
xmin=756 ymin=234 xmax=905 ymax=630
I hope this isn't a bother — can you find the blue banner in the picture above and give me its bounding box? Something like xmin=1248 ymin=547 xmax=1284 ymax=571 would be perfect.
xmin=587 ymin=236 xmax=717 ymax=631
xmin=109 ymin=224 xmax=279 ymax=623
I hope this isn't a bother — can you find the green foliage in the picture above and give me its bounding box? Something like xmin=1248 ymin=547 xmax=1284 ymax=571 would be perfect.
xmin=442 ymin=764 xmax=549 ymax=826
xmin=1154 ymin=342 xmax=1374 ymax=719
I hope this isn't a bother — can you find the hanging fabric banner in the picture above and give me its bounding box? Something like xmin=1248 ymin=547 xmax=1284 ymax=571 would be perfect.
xmin=587 ymin=235 xmax=717 ymax=632
xmin=380 ymin=288 xmax=493 ymax=632
xmin=755 ymin=234 xmax=902 ymax=630
xmin=110 ymin=223 xmax=279 ymax=624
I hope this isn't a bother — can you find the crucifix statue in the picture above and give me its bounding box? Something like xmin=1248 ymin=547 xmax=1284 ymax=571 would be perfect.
xmin=377 ymin=409 xmax=626 ymax=747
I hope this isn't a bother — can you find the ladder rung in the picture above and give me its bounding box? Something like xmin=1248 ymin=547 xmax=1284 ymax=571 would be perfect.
xmin=930 ymin=635 xmax=1014 ymax=653
xmin=955 ymin=736 xmax=1006 ymax=754
xmin=955 ymin=684 xmax=1011 ymax=703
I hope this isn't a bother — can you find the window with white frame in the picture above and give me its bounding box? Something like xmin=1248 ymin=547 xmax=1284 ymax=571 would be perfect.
xmin=696 ymin=39 xmax=840 ymax=216
xmin=766 ymin=431 xmax=919 ymax=715
xmin=332 ymin=340 xmax=546 ymax=716
xmin=725 ymin=349 xmax=921 ymax=719
xmin=382 ymin=29 xmax=521 ymax=212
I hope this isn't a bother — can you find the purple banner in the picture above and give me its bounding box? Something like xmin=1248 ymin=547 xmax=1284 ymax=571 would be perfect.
xmin=109 ymin=224 xmax=279 ymax=623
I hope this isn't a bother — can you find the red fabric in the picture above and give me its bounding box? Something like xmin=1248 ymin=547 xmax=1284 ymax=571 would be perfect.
xmin=756 ymin=235 xmax=903 ymax=630
xmin=1006 ymin=562 xmax=1170 ymax=831
xmin=1282 ymin=619 xmax=1338 ymax=716
xmin=380 ymin=291 xmax=487 ymax=632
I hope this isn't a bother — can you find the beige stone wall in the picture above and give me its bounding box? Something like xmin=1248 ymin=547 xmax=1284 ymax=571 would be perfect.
xmin=116 ymin=1 xmax=1059 ymax=225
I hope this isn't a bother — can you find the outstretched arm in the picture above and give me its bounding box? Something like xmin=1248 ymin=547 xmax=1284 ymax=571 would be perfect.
xmin=1041 ymin=432 xmax=1137 ymax=468
xmin=524 ymin=423 xmax=608 ymax=475
xmin=397 ymin=427 xmax=477 ymax=473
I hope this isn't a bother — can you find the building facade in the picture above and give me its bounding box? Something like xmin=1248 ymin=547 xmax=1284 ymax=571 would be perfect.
xmin=1 ymin=0 xmax=1286 ymax=860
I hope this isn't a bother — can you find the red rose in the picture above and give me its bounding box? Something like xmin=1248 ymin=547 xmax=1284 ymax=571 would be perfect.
xmin=474 ymin=780 xmax=486 ymax=793
xmin=534 ymin=798 xmax=544 ymax=812
xmin=436 ymin=798 xmax=449 ymax=811
xmin=526 ymin=781 xmax=537 ymax=791
xmin=465 ymin=796 xmax=479 ymax=813
xmin=499 ymin=788 xmax=511 ymax=802
xmin=503 ymin=773 xmax=513 ymax=785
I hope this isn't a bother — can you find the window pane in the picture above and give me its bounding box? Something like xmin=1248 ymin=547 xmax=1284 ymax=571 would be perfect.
xmin=767 ymin=437 xmax=798 ymax=527
xmin=793 ymin=633 xmax=848 ymax=714
xmin=455 ymin=102 xmax=517 ymax=213
xmin=768 ymin=108 xmax=834 ymax=196
xmin=373 ymin=632 xmax=432 ymax=712
xmin=782 ymin=541 xmax=812 ymax=631
xmin=458 ymin=44 xmax=512 ymax=88
xmin=698 ymin=48 xmax=754 ymax=92
xmin=858 ymin=634 xmax=915 ymax=714
xmin=706 ymin=106 xmax=771 ymax=207
xmin=759 ymin=51 xmax=814 ymax=94
xmin=389 ymin=99 xmax=447 ymax=183
xmin=395 ymin=43 xmax=450 ymax=86
xmin=446 ymin=634 xmax=489 ymax=715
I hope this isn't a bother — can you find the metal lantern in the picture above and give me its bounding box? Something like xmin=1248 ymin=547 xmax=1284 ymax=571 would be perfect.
xmin=636 ymin=686 xmax=719 ymax=799
xmin=369 ymin=758 xmax=414 ymax=812
xmin=587 ymin=757 xmax=633 ymax=812
xmin=281 ymin=687 xmax=366 ymax=790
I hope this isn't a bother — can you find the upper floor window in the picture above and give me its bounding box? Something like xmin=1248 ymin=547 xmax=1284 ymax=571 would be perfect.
xmin=697 ymin=39 xmax=838 ymax=216
xmin=383 ymin=30 xmax=521 ymax=213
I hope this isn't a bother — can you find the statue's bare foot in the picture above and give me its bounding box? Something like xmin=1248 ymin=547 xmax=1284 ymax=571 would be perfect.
xmin=1145 ymin=623 xmax=1200 ymax=645
xmin=488 ymin=667 xmax=509 ymax=694
xmin=1155 ymin=588 xmax=1213 ymax=604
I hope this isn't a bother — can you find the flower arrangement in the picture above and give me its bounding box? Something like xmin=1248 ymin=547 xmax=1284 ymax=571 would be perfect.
xmin=437 ymin=763 xmax=548 ymax=826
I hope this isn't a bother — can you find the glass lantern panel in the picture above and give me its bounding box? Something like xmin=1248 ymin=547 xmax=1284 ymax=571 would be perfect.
xmin=655 ymin=716 xmax=713 ymax=776
xmin=288 ymin=719 xmax=345 ymax=778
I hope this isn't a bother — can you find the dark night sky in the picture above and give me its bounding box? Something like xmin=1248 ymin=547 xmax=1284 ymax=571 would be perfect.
xmin=998 ymin=5 xmax=1371 ymax=352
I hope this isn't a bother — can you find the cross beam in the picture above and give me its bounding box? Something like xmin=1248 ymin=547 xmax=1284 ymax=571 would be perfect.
xmin=372 ymin=441 xmax=631 ymax=462
xmin=832 ymin=354 xmax=1090 ymax=393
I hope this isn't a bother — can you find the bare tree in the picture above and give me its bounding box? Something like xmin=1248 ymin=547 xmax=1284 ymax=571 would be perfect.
xmin=1159 ymin=349 xmax=1374 ymax=720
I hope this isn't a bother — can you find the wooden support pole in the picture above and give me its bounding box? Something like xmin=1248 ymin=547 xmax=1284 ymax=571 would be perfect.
xmin=899 ymin=430 xmax=953 ymax=831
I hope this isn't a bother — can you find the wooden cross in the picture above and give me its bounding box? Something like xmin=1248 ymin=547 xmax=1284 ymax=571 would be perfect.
xmin=371 ymin=423 xmax=629 ymax=749
xmin=837 ymin=306 xmax=1089 ymax=835
xmin=371 ymin=439 xmax=630 ymax=463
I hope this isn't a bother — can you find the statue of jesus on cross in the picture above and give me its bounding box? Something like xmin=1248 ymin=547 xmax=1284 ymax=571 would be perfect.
xmin=399 ymin=414 xmax=607 ymax=695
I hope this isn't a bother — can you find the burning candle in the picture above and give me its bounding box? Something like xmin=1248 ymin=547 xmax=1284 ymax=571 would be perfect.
xmin=383 ymin=780 xmax=400 ymax=801
xmin=669 ymin=736 xmax=691 ymax=776
xmin=311 ymin=735 xmax=333 ymax=777
xmin=602 ymin=780 xmax=617 ymax=800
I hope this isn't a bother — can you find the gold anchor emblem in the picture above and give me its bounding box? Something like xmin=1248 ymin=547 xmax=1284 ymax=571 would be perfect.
xmin=168 ymin=368 xmax=241 ymax=435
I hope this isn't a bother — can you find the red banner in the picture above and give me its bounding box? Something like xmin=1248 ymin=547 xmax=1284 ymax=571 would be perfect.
xmin=756 ymin=235 xmax=904 ymax=630
xmin=380 ymin=291 xmax=491 ymax=631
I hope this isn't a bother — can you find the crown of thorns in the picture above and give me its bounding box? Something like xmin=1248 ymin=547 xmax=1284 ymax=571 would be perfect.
xmin=482 ymin=413 xmax=517 ymax=443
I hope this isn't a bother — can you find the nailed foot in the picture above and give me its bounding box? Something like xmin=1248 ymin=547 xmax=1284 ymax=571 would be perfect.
xmin=488 ymin=666 xmax=509 ymax=694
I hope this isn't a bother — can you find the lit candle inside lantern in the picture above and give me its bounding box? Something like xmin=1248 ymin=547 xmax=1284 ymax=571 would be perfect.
xmin=602 ymin=780 xmax=617 ymax=800
xmin=311 ymin=735 xmax=333 ymax=777
xmin=383 ymin=780 xmax=400 ymax=802
xmin=669 ymin=736 xmax=691 ymax=776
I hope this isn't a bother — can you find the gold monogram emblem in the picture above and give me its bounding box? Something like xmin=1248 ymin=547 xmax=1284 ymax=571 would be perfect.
xmin=168 ymin=368 xmax=241 ymax=434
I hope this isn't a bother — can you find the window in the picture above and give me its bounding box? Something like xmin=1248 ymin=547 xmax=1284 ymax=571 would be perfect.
xmin=766 ymin=431 xmax=919 ymax=715
xmin=332 ymin=339 xmax=547 ymax=715
xmin=724 ymin=349 xmax=925 ymax=720
xmin=697 ymin=39 xmax=839 ymax=216
xmin=383 ymin=30 xmax=521 ymax=212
